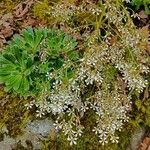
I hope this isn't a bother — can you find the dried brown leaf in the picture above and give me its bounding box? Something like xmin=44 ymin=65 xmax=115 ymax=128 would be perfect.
xmin=22 ymin=17 xmax=37 ymax=27
xmin=143 ymin=137 xmax=150 ymax=145
xmin=138 ymin=25 xmax=150 ymax=53
xmin=139 ymin=25 xmax=149 ymax=39
xmin=138 ymin=10 xmax=148 ymax=19
xmin=2 ymin=13 xmax=13 ymax=21
xmin=117 ymin=75 xmax=127 ymax=92
xmin=0 ymin=34 xmax=6 ymax=47
xmin=0 ymin=26 xmax=13 ymax=38
xmin=108 ymin=36 xmax=118 ymax=46
xmin=139 ymin=143 xmax=148 ymax=150
xmin=14 ymin=0 xmax=34 ymax=18
xmin=143 ymin=89 xmax=149 ymax=101
xmin=139 ymin=137 xmax=150 ymax=150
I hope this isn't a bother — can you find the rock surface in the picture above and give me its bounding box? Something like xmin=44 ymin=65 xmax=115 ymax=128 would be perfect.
xmin=127 ymin=127 xmax=146 ymax=150
xmin=0 ymin=118 xmax=56 ymax=150
xmin=26 ymin=118 xmax=55 ymax=137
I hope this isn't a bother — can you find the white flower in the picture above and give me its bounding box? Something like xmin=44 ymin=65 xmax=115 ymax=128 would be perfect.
xmin=125 ymin=0 xmax=130 ymax=3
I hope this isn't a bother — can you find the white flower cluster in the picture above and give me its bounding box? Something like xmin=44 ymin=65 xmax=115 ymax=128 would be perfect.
xmin=105 ymin=2 xmax=128 ymax=26
xmin=90 ymin=89 xmax=131 ymax=145
xmin=36 ymin=100 xmax=50 ymax=117
xmin=78 ymin=65 xmax=103 ymax=86
xmin=50 ymin=3 xmax=75 ymax=21
xmin=54 ymin=119 xmax=84 ymax=145
xmin=119 ymin=28 xmax=144 ymax=59
xmin=25 ymin=0 xmax=149 ymax=146
xmin=47 ymin=89 xmax=80 ymax=115
xmin=50 ymin=0 xmax=102 ymax=23
xmin=140 ymin=64 xmax=150 ymax=74
xmin=34 ymin=86 xmax=81 ymax=116
xmin=116 ymin=63 xmax=148 ymax=93
xmin=77 ymin=46 xmax=105 ymax=86
xmin=123 ymin=0 xmax=131 ymax=3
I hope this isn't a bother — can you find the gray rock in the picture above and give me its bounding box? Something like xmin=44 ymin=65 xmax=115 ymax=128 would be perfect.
xmin=26 ymin=118 xmax=56 ymax=137
xmin=0 ymin=118 xmax=56 ymax=150
xmin=0 ymin=129 xmax=43 ymax=150
xmin=127 ymin=127 xmax=146 ymax=150
xmin=18 ymin=130 xmax=42 ymax=150
xmin=0 ymin=135 xmax=16 ymax=150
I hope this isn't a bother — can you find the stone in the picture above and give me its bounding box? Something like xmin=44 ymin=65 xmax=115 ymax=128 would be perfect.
xmin=0 ymin=118 xmax=56 ymax=150
xmin=0 ymin=135 xmax=16 ymax=150
xmin=127 ymin=127 xmax=146 ymax=150
xmin=26 ymin=118 xmax=56 ymax=137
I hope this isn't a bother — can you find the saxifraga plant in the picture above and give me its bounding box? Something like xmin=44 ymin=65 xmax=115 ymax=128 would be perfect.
xmin=1 ymin=0 xmax=149 ymax=148
xmin=27 ymin=0 xmax=149 ymax=146
xmin=0 ymin=27 xmax=78 ymax=97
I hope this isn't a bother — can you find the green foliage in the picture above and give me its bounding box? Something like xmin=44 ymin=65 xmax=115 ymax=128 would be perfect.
xmin=129 ymin=88 xmax=150 ymax=128
xmin=0 ymin=48 xmax=33 ymax=95
xmin=0 ymin=27 xmax=78 ymax=97
xmin=45 ymin=29 xmax=78 ymax=60
xmin=104 ymin=65 xmax=118 ymax=82
xmin=131 ymin=0 xmax=150 ymax=14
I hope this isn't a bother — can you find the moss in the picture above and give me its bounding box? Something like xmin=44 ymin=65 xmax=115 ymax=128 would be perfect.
xmin=0 ymin=132 xmax=4 ymax=142
xmin=12 ymin=141 xmax=28 ymax=150
xmin=0 ymin=0 xmax=20 ymax=14
xmin=32 ymin=0 xmax=50 ymax=19
xmin=0 ymin=86 xmax=31 ymax=138
xmin=0 ymin=87 xmax=5 ymax=97
xmin=115 ymin=128 xmax=132 ymax=150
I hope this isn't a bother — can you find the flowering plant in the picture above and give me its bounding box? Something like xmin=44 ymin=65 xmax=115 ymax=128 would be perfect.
xmin=0 ymin=27 xmax=78 ymax=97
xmin=1 ymin=0 xmax=149 ymax=147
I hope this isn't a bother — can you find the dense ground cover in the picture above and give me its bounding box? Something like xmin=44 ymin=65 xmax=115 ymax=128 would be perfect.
xmin=0 ymin=0 xmax=150 ymax=149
